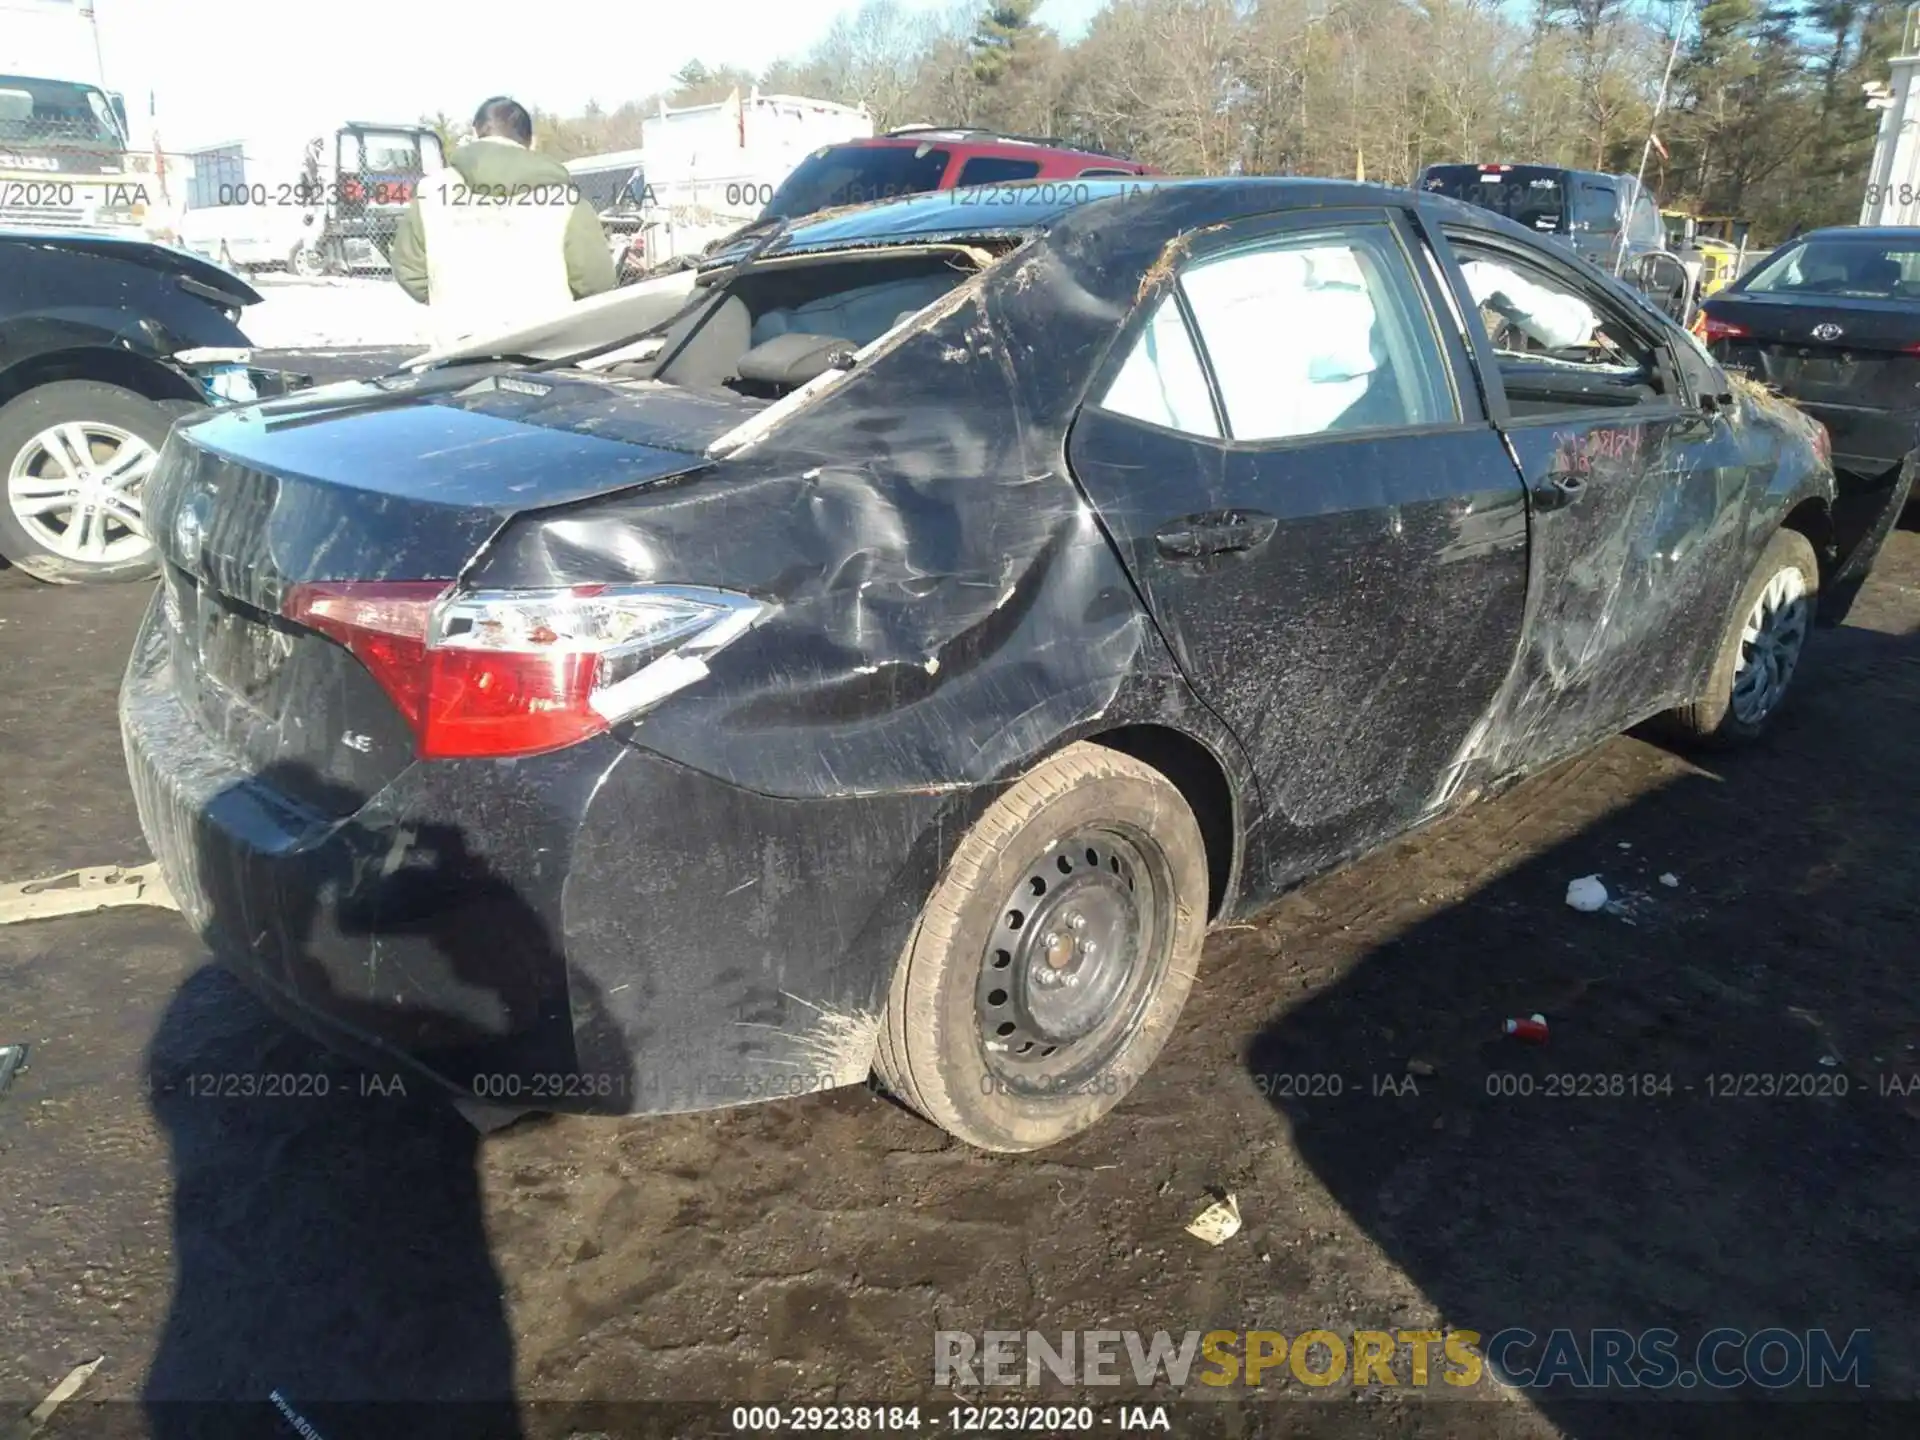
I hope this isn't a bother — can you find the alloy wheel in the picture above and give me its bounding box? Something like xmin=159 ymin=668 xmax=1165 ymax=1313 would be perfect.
xmin=291 ymin=242 xmax=326 ymax=278
xmin=6 ymin=421 xmax=158 ymax=567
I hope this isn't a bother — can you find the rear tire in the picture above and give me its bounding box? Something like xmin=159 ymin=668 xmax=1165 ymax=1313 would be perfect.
xmin=1667 ymin=527 xmax=1818 ymax=745
xmin=875 ymin=743 xmax=1208 ymax=1152
xmin=0 ymin=381 xmax=187 ymax=585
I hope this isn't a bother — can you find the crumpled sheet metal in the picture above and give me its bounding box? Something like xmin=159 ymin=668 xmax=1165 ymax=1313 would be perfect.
xmin=470 ymin=211 xmax=1231 ymax=804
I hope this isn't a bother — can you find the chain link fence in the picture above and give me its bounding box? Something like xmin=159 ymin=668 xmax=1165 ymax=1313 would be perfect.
xmin=163 ymin=130 xmax=442 ymax=276
xmin=0 ymin=78 xmax=162 ymax=233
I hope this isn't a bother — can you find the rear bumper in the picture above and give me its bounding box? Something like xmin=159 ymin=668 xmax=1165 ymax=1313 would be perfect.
xmin=1782 ymin=399 xmax=1917 ymax=480
xmin=1822 ymin=450 xmax=1918 ymax=627
xmin=120 ymin=598 xmax=954 ymax=1116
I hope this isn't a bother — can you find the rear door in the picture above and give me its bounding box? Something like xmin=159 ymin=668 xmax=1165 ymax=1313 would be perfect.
xmin=1429 ymin=221 xmax=1757 ymax=773
xmin=1065 ymin=206 xmax=1531 ymax=897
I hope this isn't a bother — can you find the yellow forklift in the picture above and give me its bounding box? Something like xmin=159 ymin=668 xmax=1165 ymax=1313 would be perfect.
xmin=1661 ymin=209 xmax=1753 ymax=297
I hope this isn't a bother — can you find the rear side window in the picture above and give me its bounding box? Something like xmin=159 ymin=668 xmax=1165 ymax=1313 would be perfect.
xmin=761 ymin=145 xmax=951 ymax=219
xmin=1099 ymin=296 xmax=1219 ymax=437
xmin=954 ymin=156 xmax=1042 ymax=187
xmin=1573 ymin=182 xmax=1619 ymax=232
xmin=1178 ymin=226 xmax=1456 ymax=442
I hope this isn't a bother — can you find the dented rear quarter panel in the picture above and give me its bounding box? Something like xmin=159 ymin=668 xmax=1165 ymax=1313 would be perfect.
xmin=465 ymin=197 xmax=1272 ymax=1100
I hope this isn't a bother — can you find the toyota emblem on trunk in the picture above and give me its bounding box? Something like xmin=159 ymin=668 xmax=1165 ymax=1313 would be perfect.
xmin=1811 ymin=322 xmax=1844 ymax=341
xmin=173 ymin=491 xmax=212 ymax=559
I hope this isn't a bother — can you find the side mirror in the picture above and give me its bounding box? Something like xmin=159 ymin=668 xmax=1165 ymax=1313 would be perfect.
xmin=109 ymin=92 xmax=129 ymax=140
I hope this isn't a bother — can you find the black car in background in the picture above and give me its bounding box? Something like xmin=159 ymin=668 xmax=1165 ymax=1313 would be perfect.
xmin=121 ymin=179 xmax=1907 ymax=1154
xmin=0 ymin=231 xmax=307 ymax=585
xmin=1697 ymin=226 xmax=1920 ymax=481
xmin=1697 ymin=226 xmax=1920 ymax=566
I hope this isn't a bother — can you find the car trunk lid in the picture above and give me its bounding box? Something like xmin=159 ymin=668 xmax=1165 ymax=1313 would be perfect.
xmin=1708 ymin=294 xmax=1920 ymax=415
xmin=143 ymin=368 xmax=754 ymax=809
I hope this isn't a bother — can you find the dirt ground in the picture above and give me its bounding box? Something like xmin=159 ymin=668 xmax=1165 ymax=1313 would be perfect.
xmin=2 ymin=381 xmax=1918 ymax=1437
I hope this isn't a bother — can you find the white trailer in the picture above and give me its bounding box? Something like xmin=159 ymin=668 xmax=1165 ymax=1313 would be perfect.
xmin=634 ymin=88 xmax=871 ymax=267
xmin=0 ymin=0 xmax=101 ymax=83
xmin=1862 ymin=5 xmax=1920 ymax=225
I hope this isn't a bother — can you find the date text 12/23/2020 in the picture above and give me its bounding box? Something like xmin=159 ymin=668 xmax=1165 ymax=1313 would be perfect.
xmin=729 ymin=1404 xmax=1173 ymax=1432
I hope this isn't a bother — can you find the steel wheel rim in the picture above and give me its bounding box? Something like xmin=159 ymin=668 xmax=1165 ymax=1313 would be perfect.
xmin=976 ymin=824 xmax=1174 ymax=1090
xmin=1731 ymin=564 xmax=1810 ymax=725
xmin=7 ymin=421 xmax=157 ymax=565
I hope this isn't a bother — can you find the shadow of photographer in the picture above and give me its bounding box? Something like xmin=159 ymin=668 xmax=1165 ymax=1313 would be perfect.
xmin=1246 ymin=622 xmax=1920 ymax=1437
xmin=139 ymin=759 xmax=634 ymax=1439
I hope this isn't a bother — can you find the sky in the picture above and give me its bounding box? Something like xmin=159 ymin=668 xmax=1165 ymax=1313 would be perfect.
xmin=81 ymin=0 xmax=1109 ymax=152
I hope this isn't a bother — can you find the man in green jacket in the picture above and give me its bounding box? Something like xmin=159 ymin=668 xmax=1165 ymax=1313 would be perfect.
xmin=390 ymin=96 xmax=615 ymax=336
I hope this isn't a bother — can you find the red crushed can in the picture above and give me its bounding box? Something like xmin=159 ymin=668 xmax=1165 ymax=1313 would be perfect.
xmin=1504 ymin=1013 xmax=1549 ymax=1043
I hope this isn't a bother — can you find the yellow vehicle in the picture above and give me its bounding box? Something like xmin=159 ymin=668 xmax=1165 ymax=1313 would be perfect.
xmin=1662 ymin=209 xmax=1752 ymax=297
xmin=1693 ymin=239 xmax=1741 ymax=296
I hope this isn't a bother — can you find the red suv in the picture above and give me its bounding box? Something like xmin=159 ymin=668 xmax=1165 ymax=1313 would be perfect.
xmin=756 ymin=127 xmax=1160 ymax=223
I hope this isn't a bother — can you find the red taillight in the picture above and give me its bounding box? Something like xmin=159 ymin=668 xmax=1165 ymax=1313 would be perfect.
xmin=1699 ymin=314 xmax=1747 ymax=343
xmin=284 ymin=581 xmax=610 ymax=759
xmin=285 ymin=581 xmax=441 ymax=731
xmin=283 ymin=580 xmax=762 ymax=761
xmin=420 ymin=647 xmax=603 ymax=758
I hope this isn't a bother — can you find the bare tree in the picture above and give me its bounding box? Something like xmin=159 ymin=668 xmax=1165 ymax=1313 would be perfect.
xmin=523 ymin=0 xmax=1877 ymax=241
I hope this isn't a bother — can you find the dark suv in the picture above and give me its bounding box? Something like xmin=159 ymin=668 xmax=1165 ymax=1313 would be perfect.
xmin=1415 ymin=164 xmax=1661 ymax=266
xmin=757 ymin=127 xmax=1159 ymax=222
xmin=1416 ymin=163 xmax=1692 ymax=317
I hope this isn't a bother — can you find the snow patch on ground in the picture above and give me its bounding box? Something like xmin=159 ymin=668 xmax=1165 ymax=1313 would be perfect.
xmin=239 ymin=274 xmax=434 ymax=350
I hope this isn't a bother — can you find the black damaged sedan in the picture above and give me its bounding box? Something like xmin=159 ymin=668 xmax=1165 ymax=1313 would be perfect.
xmin=120 ymin=179 xmax=1910 ymax=1151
